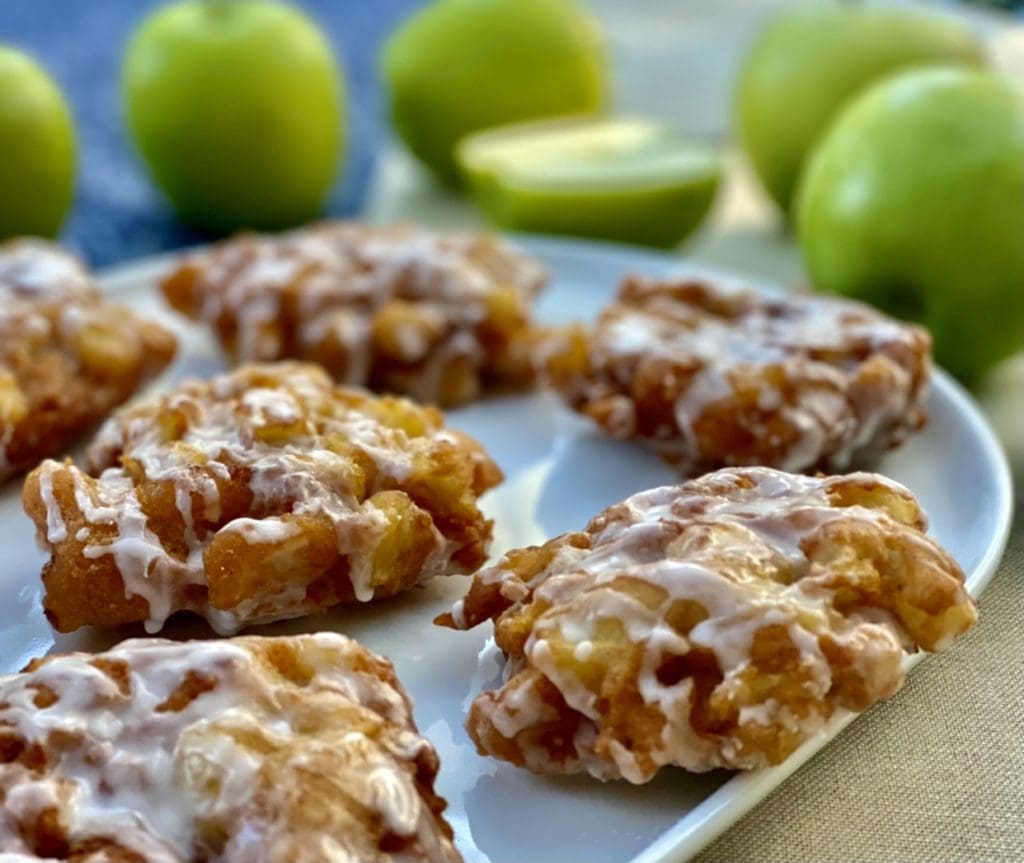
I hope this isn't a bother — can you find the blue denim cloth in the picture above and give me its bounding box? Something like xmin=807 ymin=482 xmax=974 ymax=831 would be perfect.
xmin=2 ymin=0 xmax=422 ymax=266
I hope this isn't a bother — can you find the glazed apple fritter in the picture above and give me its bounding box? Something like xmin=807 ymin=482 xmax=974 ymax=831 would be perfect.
xmin=0 ymin=633 xmax=462 ymax=862
xmin=0 ymin=239 xmax=177 ymax=482
xmin=160 ymin=222 xmax=547 ymax=407
xmin=23 ymin=362 xmax=502 ymax=635
xmin=547 ymin=274 xmax=932 ymax=476
xmin=440 ymin=467 xmax=976 ymax=782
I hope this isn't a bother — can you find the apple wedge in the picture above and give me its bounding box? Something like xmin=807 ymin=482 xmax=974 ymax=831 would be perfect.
xmin=457 ymin=117 xmax=721 ymax=249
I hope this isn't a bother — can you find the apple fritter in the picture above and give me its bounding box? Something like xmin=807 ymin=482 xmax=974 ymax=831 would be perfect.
xmin=23 ymin=362 xmax=502 ymax=634
xmin=0 ymin=633 xmax=463 ymax=862
xmin=0 ymin=239 xmax=177 ymax=482
xmin=160 ymin=222 xmax=547 ymax=406
xmin=546 ymin=274 xmax=931 ymax=475
xmin=440 ymin=467 xmax=976 ymax=782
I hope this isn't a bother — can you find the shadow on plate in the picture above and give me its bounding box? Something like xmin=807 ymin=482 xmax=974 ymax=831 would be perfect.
xmin=465 ymin=760 xmax=732 ymax=863
xmin=535 ymin=429 xmax=676 ymax=537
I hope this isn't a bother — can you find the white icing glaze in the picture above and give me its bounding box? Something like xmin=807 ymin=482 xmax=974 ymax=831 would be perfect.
xmin=0 ymin=240 xmax=176 ymax=483
xmin=166 ymin=223 xmax=547 ymax=404
xmin=0 ymin=242 xmax=98 ymax=479
xmin=220 ymin=517 xmax=300 ymax=544
xmin=487 ymin=665 xmax=562 ymax=740
xmin=564 ymin=275 xmax=930 ymax=474
xmin=29 ymin=363 xmax=492 ymax=634
xmin=0 ymin=239 xmax=95 ymax=302
xmin=459 ymin=467 xmax=974 ymax=780
xmin=36 ymin=470 xmax=67 ymax=544
xmin=0 ymin=634 xmax=460 ymax=862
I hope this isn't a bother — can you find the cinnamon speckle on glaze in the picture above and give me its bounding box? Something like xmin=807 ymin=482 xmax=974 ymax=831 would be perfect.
xmin=22 ymin=362 xmax=502 ymax=635
xmin=0 ymin=633 xmax=462 ymax=862
xmin=441 ymin=467 xmax=975 ymax=782
xmin=546 ymin=274 xmax=932 ymax=475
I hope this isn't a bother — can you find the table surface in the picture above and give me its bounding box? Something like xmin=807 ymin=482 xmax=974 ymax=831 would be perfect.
xmin=6 ymin=1 xmax=1024 ymax=860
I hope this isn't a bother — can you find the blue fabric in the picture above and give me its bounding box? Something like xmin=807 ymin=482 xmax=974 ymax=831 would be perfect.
xmin=1 ymin=0 xmax=423 ymax=266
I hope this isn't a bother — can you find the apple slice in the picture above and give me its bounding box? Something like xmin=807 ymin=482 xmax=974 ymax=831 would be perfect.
xmin=457 ymin=117 xmax=721 ymax=248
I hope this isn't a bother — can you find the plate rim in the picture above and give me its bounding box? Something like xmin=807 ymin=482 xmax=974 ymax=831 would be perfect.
xmin=93 ymin=232 xmax=1015 ymax=863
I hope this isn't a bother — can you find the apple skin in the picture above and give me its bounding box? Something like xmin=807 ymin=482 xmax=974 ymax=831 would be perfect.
xmin=464 ymin=172 xmax=720 ymax=249
xmin=466 ymin=169 xmax=720 ymax=247
xmin=458 ymin=119 xmax=721 ymax=249
xmin=796 ymin=68 xmax=1024 ymax=383
xmin=0 ymin=47 xmax=75 ymax=240
xmin=736 ymin=5 xmax=984 ymax=216
xmin=123 ymin=0 xmax=344 ymax=232
xmin=383 ymin=0 xmax=606 ymax=187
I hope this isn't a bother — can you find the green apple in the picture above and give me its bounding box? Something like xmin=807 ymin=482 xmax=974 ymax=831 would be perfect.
xmin=123 ymin=0 xmax=344 ymax=232
xmin=383 ymin=0 xmax=606 ymax=187
xmin=0 ymin=47 xmax=75 ymax=240
xmin=458 ymin=116 xmax=721 ymax=248
xmin=797 ymin=68 xmax=1024 ymax=383
xmin=736 ymin=5 xmax=984 ymax=216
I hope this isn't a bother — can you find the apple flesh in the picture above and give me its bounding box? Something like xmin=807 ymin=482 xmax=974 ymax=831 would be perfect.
xmin=736 ymin=6 xmax=984 ymax=216
xmin=383 ymin=0 xmax=606 ymax=187
xmin=0 ymin=46 xmax=75 ymax=240
xmin=797 ymin=68 xmax=1024 ymax=383
xmin=458 ymin=117 xmax=720 ymax=248
xmin=123 ymin=0 xmax=344 ymax=232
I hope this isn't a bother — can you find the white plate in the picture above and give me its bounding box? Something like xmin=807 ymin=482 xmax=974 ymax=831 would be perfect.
xmin=0 ymin=235 xmax=1013 ymax=863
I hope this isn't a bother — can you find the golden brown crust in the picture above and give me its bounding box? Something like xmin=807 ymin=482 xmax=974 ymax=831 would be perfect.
xmin=23 ymin=362 xmax=502 ymax=634
xmin=546 ymin=275 xmax=931 ymax=476
xmin=442 ymin=467 xmax=975 ymax=782
xmin=0 ymin=239 xmax=177 ymax=482
xmin=0 ymin=633 xmax=463 ymax=862
xmin=160 ymin=222 xmax=547 ymax=406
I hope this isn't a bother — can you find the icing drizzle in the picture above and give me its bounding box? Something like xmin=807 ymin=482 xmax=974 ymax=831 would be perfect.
xmin=27 ymin=362 xmax=499 ymax=634
xmin=0 ymin=633 xmax=461 ymax=862
xmin=450 ymin=467 xmax=976 ymax=781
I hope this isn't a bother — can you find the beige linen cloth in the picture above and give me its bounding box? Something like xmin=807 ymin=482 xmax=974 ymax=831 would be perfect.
xmin=365 ymin=130 xmax=1024 ymax=859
